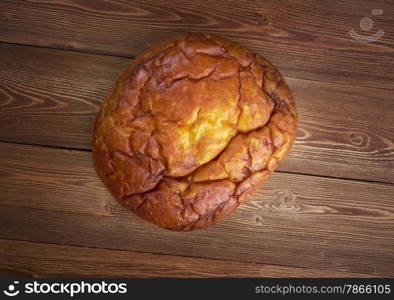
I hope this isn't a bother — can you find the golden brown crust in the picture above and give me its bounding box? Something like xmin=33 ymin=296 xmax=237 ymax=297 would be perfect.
xmin=92 ymin=33 xmax=297 ymax=231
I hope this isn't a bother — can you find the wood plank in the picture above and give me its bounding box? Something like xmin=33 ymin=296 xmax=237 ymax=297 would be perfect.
xmin=0 ymin=239 xmax=380 ymax=278
xmin=0 ymin=143 xmax=108 ymax=215
xmin=0 ymin=0 xmax=393 ymax=88
xmin=1 ymin=43 xmax=393 ymax=183
xmin=0 ymin=43 xmax=126 ymax=149
xmin=0 ymin=142 xmax=393 ymax=276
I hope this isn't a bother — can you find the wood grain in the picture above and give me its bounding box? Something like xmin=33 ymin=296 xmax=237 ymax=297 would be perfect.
xmin=0 ymin=143 xmax=108 ymax=215
xmin=1 ymin=43 xmax=393 ymax=183
xmin=0 ymin=0 xmax=393 ymax=88
xmin=0 ymin=142 xmax=393 ymax=276
xmin=0 ymin=239 xmax=381 ymax=278
xmin=0 ymin=43 xmax=126 ymax=149
xmin=1 ymin=0 xmax=393 ymax=279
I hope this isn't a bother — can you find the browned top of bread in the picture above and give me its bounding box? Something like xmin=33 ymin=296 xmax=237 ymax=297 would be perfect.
xmin=92 ymin=32 xmax=297 ymax=231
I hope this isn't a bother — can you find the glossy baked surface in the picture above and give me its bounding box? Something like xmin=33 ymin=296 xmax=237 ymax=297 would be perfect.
xmin=92 ymin=33 xmax=297 ymax=230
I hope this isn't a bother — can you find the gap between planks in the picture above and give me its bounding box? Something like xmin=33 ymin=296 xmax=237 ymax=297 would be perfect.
xmin=0 ymin=0 xmax=393 ymax=89
xmin=0 ymin=139 xmax=391 ymax=187
xmin=0 ymin=238 xmax=385 ymax=278
xmin=1 ymin=40 xmax=393 ymax=92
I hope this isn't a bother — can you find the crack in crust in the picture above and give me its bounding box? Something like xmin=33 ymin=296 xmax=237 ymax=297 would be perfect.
xmin=92 ymin=32 xmax=298 ymax=231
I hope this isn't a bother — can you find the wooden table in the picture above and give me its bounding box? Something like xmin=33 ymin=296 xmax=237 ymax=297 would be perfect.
xmin=0 ymin=0 xmax=393 ymax=278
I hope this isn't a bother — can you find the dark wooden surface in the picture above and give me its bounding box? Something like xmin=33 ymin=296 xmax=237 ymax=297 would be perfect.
xmin=1 ymin=0 xmax=393 ymax=88
xmin=1 ymin=239 xmax=382 ymax=278
xmin=0 ymin=0 xmax=393 ymax=277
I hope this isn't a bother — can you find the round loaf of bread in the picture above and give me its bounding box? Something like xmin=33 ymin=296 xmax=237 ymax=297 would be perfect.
xmin=92 ymin=32 xmax=297 ymax=231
